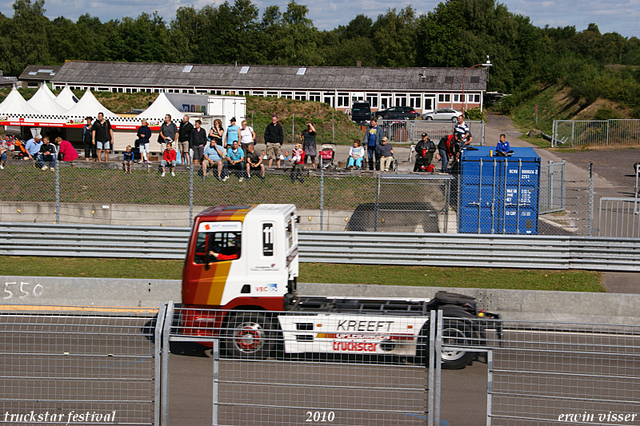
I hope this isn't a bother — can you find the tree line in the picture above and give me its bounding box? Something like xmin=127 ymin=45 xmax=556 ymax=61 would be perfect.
xmin=1 ymin=0 xmax=639 ymax=98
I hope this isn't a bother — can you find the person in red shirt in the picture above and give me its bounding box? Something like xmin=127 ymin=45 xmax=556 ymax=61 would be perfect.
xmin=161 ymin=141 xmax=177 ymax=177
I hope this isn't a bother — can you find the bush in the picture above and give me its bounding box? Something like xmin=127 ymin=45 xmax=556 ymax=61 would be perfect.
xmin=593 ymin=106 xmax=623 ymax=120
xmin=464 ymin=107 xmax=485 ymax=121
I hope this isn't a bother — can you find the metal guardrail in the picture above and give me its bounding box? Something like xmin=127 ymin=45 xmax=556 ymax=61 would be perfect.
xmin=1 ymin=223 xmax=639 ymax=271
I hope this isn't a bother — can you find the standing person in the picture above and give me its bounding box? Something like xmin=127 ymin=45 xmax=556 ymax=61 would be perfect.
xmin=190 ymin=119 xmax=208 ymax=166
xmin=82 ymin=117 xmax=96 ymax=162
xmin=136 ymin=119 xmax=152 ymax=164
xmin=159 ymin=114 xmax=178 ymax=152
xmin=264 ymin=115 xmax=284 ymax=169
xmin=435 ymin=134 xmax=460 ymax=173
xmin=0 ymin=137 xmax=8 ymax=169
xmin=161 ymin=141 xmax=177 ymax=177
xmin=226 ymin=117 xmax=239 ymax=149
xmin=290 ymin=143 xmax=305 ymax=183
xmin=91 ymin=112 xmax=114 ymax=162
xmin=413 ymin=132 xmax=436 ymax=172
xmin=239 ymin=120 xmax=255 ymax=154
xmin=177 ymin=115 xmax=193 ymax=166
xmin=245 ymin=143 xmax=265 ymax=181
xmin=209 ymin=119 xmax=224 ymax=148
xmin=123 ymin=145 xmax=134 ymax=174
xmin=454 ymin=115 xmax=472 ymax=147
xmin=362 ymin=118 xmax=384 ymax=170
xmin=300 ymin=122 xmax=317 ymax=169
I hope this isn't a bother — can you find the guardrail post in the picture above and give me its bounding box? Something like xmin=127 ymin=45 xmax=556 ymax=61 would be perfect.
xmin=589 ymin=162 xmax=594 ymax=236
xmin=486 ymin=349 xmax=493 ymax=426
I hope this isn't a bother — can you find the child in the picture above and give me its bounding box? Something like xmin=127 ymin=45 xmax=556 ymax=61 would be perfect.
xmin=290 ymin=143 xmax=305 ymax=183
xmin=261 ymin=150 xmax=268 ymax=161
xmin=161 ymin=142 xmax=177 ymax=177
xmin=347 ymin=139 xmax=364 ymax=170
xmin=379 ymin=137 xmax=394 ymax=171
xmin=291 ymin=145 xmax=303 ymax=164
xmin=123 ymin=145 xmax=134 ymax=174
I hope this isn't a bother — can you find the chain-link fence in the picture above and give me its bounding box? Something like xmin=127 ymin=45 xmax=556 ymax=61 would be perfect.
xmin=0 ymin=305 xmax=161 ymax=425
xmin=377 ymin=119 xmax=484 ymax=146
xmin=552 ymin=119 xmax=640 ymax=147
xmin=0 ymin=156 xmax=596 ymax=235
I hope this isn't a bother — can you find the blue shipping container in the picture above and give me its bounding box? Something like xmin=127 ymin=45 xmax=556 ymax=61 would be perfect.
xmin=458 ymin=146 xmax=540 ymax=234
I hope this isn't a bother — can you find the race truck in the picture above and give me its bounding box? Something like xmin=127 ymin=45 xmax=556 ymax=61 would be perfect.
xmin=181 ymin=204 xmax=501 ymax=369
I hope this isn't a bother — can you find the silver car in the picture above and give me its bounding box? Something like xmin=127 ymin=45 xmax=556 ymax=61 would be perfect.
xmin=421 ymin=108 xmax=462 ymax=122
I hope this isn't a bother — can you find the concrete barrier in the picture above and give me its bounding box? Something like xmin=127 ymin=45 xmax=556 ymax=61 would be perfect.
xmin=1 ymin=277 xmax=638 ymax=325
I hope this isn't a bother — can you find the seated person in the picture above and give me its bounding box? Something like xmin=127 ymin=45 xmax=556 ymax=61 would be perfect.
xmin=225 ymin=140 xmax=245 ymax=181
xmin=202 ymin=138 xmax=226 ymax=181
xmin=378 ymin=137 xmax=394 ymax=172
xmin=207 ymin=234 xmax=241 ymax=261
xmin=347 ymin=139 xmax=364 ymax=169
xmin=290 ymin=143 xmax=305 ymax=183
xmin=414 ymin=132 xmax=436 ymax=172
xmin=24 ymin=134 xmax=42 ymax=161
xmin=161 ymin=141 xmax=177 ymax=177
xmin=0 ymin=137 xmax=8 ymax=169
xmin=495 ymin=134 xmax=514 ymax=156
xmin=36 ymin=136 xmax=57 ymax=170
xmin=245 ymin=143 xmax=265 ymax=181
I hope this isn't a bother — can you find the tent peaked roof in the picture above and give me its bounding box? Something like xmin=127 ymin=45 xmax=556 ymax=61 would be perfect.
xmin=135 ymin=92 xmax=183 ymax=121
xmin=28 ymin=85 xmax=67 ymax=114
xmin=0 ymin=87 xmax=41 ymax=115
xmin=55 ymin=86 xmax=79 ymax=110
xmin=64 ymin=89 xmax=118 ymax=118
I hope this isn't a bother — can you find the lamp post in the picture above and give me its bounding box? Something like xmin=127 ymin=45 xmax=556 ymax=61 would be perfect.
xmin=461 ymin=55 xmax=492 ymax=113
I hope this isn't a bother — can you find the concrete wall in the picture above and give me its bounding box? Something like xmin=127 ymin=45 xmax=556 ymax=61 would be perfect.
xmin=1 ymin=276 xmax=638 ymax=325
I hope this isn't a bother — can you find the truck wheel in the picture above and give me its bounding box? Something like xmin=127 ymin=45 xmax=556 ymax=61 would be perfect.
xmin=441 ymin=319 xmax=474 ymax=369
xmin=225 ymin=312 xmax=273 ymax=359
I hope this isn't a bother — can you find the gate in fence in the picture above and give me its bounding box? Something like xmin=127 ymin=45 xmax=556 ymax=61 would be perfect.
xmin=598 ymin=197 xmax=640 ymax=238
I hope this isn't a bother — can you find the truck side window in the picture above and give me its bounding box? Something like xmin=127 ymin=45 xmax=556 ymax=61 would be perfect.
xmin=194 ymin=231 xmax=242 ymax=264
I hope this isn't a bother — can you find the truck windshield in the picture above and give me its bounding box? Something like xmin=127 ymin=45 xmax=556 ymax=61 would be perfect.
xmin=194 ymin=231 xmax=241 ymax=264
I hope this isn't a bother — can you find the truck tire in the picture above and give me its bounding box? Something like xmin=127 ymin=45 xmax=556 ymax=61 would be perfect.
xmin=225 ymin=312 xmax=274 ymax=359
xmin=417 ymin=319 xmax=475 ymax=369
xmin=440 ymin=319 xmax=474 ymax=369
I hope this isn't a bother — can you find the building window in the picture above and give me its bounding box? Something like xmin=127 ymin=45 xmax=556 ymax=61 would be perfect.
xmin=309 ymin=92 xmax=321 ymax=102
xmin=380 ymin=93 xmax=392 ymax=110
xmin=453 ymin=94 xmax=460 ymax=102
xmin=281 ymin=91 xmax=293 ymax=99
xmin=294 ymin=92 xmax=307 ymax=101
xmin=336 ymin=92 xmax=349 ymax=107
xmin=394 ymin=95 xmax=407 ymax=107
xmin=438 ymin=94 xmax=451 ymax=102
xmin=252 ymin=91 xmax=264 ymax=97
xmin=409 ymin=94 xmax=421 ymax=109
xmin=474 ymin=94 xmax=480 ymax=103
xmin=366 ymin=93 xmax=378 ymax=108
xmin=267 ymin=91 xmax=278 ymax=97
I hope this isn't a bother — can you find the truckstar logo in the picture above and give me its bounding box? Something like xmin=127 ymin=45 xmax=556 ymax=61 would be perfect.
xmin=255 ymin=284 xmax=277 ymax=292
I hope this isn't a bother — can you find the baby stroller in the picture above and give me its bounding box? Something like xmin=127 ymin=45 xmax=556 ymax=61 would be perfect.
xmin=319 ymin=144 xmax=335 ymax=169
xmin=12 ymin=139 xmax=28 ymax=160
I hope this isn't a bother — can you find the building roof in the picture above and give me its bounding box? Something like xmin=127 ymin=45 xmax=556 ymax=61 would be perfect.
xmin=19 ymin=65 xmax=62 ymax=82
xmin=51 ymin=61 xmax=487 ymax=92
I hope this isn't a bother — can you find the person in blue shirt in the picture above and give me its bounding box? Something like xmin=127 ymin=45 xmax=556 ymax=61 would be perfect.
xmin=202 ymin=138 xmax=226 ymax=181
xmin=496 ymin=134 xmax=513 ymax=156
xmin=225 ymin=140 xmax=245 ymax=181
xmin=225 ymin=117 xmax=239 ymax=149
xmin=24 ymin=134 xmax=43 ymax=161
xmin=361 ymin=118 xmax=384 ymax=170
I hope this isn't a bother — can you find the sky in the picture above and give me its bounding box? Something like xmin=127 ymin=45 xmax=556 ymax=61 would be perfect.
xmin=1 ymin=0 xmax=639 ymax=39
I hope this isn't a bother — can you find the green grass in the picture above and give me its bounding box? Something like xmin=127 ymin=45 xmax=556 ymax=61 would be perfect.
xmin=5 ymin=257 xmax=605 ymax=292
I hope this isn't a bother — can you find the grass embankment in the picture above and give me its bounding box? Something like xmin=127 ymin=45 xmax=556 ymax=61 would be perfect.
xmin=5 ymin=257 xmax=605 ymax=292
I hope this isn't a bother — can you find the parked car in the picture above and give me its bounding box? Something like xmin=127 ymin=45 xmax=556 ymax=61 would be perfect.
xmin=351 ymin=102 xmax=371 ymax=124
xmin=375 ymin=106 xmax=419 ymax=120
xmin=422 ymin=108 xmax=462 ymax=122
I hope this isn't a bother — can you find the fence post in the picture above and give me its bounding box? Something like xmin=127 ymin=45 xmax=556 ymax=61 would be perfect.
xmin=55 ymin=165 xmax=60 ymax=224
xmin=548 ymin=161 xmax=553 ymax=212
xmin=434 ymin=310 xmax=443 ymax=426
xmin=212 ymin=338 xmax=220 ymax=426
xmin=486 ymin=349 xmax=494 ymax=426
xmin=427 ymin=310 xmax=437 ymax=426
xmin=607 ymin=119 xmax=610 ymax=146
xmin=332 ymin=112 xmax=335 ymax=144
xmin=590 ymin=163 xmax=596 ymax=234
xmin=481 ymin=120 xmax=485 ymax=146
xmin=189 ymin=162 xmax=194 ymax=227
xmin=571 ymin=120 xmax=575 ymax=147
xmin=292 ymin=112 xmax=295 ymax=145
xmin=374 ymin=173 xmax=380 ymax=232
xmin=155 ymin=302 xmax=169 ymax=426
xmin=320 ymin=167 xmax=324 ymax=231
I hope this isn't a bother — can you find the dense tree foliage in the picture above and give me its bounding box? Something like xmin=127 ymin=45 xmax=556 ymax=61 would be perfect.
xmin=1 ymin=0 xmax=639 ymax=109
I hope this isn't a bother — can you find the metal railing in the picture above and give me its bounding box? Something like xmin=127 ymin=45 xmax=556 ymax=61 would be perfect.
xmin=552 ymin=119 xmax=640 ymax=147
xmin=1 ymin=223 xmax=639 ymax=271
xmin=597 ymin=197 xmax=640 ymax=238
xmin=377 ymin=119 xmax=485 ymax=146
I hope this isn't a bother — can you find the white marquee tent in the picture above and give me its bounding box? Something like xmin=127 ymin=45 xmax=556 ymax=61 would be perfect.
xmin=27 ymin=85 xmax=68 ymax=114
xmin=135 ymin=92 xmax=184 ymax=123
xmin=0 ymin=87 xmax=41 ymax=115
xmin=64 ymin=89 xmax=118 ymax=119
xmin=55 ymin=86 xmax=78 ymax=110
